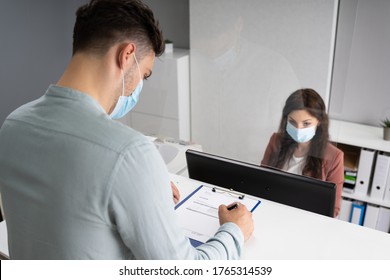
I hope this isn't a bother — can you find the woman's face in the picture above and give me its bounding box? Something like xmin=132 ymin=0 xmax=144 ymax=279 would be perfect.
xmin=287 ymin=109 xmax=319 ymax=129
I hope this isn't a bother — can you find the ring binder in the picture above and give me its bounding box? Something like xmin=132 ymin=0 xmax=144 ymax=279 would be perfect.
xmin=354 ymin=148 xmax=376 ymax=195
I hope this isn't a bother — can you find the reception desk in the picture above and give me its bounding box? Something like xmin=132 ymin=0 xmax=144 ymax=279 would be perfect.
xmin=171 ymin=173 xmax=390 ymax=259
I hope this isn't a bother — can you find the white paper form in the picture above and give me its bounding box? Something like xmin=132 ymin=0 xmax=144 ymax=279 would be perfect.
xmin=175 ymin=185 xmax=261 ymax=246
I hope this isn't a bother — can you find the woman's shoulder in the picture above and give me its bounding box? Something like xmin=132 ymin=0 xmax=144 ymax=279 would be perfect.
xmin=324 ymin=142 xmax=344 ymax=160
xmin=262 ymin=132 xmax=283 ymax=166
xmin=265 ymin=132 xmax=284 ymax=148
xmin=269 ymin=132 xmax=283 ymax=142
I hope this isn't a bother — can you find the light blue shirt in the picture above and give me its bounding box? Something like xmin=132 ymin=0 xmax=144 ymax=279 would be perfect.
xmin=0 ymin=85 xmax=244 ymax=259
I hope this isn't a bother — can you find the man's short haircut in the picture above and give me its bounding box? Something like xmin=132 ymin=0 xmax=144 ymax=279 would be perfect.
xmin=73 ymin=0 xmax=164 ymax=58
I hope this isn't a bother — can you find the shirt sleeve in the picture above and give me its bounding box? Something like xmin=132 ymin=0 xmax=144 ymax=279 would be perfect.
xmin=107 ymin=138 xmax=244 ymax=259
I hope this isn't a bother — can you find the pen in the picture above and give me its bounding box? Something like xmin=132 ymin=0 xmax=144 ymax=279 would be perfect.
xmin=227 ymin=203 xmax=238 ymax=211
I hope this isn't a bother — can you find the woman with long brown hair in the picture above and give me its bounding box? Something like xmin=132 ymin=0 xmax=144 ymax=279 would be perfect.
xmin=261 ymin=88 xmax=344 ymax=217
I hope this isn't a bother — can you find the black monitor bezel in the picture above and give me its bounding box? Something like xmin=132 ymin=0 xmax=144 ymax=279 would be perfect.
xmin=186 ymin=149 xmax=336 ymax=217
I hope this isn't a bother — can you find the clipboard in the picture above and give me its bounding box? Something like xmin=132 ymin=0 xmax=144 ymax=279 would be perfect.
xmin=175 ymin=185 xmax=261 ymax=247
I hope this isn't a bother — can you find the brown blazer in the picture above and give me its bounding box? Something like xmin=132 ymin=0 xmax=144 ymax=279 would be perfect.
xmin=261 ymin=133 xmax=344 ymax=217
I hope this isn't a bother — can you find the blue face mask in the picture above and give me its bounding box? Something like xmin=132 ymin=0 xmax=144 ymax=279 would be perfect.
xmin=286 ymin=121 xmax=316 ymax=143
xmin=110 ymin=54 xmax=143 ymax=119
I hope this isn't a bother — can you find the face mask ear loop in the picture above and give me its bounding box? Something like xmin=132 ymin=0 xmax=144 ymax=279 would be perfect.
xmin=118 ymin=49 xmax=125 ymax=97
xmin=133 ymin=54 xmax=142 ymax=83
xmin=121 ymin=69 xmax=125 ymax=97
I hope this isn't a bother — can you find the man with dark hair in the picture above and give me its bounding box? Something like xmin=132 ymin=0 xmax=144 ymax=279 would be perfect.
xmin=0 ymin=0 xmax=253 ymax=259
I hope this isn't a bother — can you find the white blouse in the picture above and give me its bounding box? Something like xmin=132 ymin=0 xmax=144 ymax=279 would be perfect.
xmin=284 ymin=155 xmax=306 ymax=175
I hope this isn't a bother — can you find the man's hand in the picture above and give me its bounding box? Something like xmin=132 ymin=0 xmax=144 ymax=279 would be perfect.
xmin=218 ymin=203 xmax=254 ymax=241
xmin=171 ymin=181 xmax=180 ymax=204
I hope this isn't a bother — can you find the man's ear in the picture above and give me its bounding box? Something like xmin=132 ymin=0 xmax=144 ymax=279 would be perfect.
xmin=117 ymin=43 xmax=136 ymax=69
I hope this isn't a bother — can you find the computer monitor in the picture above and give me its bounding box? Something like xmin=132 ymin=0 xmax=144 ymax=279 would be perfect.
xmin=186 ymin=149 xmax=336 ymax=217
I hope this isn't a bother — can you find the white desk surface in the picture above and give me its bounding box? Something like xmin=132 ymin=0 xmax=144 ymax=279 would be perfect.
xmin=170 ymin=174 xmax=390 ymax=260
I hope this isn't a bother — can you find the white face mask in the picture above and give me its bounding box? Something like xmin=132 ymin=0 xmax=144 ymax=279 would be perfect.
xmin=286 ymin=121 xmax=317 ymax=143
xmin=110 ymin=54 xmax=143 ymax=119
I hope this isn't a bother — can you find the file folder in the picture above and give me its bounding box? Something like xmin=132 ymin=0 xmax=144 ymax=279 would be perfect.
xmin=349 ymin=201 xmax=366 ymax=225
xmin=338 ymin=198 xmax=353 ymax=222
xmin=375 ymin=207 xmax=390 ymax=233
xmin=383 ymin=168 xmax=390 ymax=202
xmin=370 ymin=153 xmax=390 ymax=200
xmin=363 ymin=204 xmax=380 ymax=229
xmin=354 ymin=149 xmax=376 ymax=195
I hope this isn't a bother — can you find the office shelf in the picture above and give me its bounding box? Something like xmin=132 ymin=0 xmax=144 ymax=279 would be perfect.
xmin=330 ymin=119 xmax=390 ymax=232
xmin=330 ymin=119 xmax=390 ymax=153
xmin=342 ymin=191 xmax=390 ymax=208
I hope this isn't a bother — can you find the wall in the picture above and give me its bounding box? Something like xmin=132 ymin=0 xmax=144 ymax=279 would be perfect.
xmin=329 ymin=0 xmax=390 ymax=126
xmin=0 ymin=0 xmax=188 ymax=126
xmin=143 ymin=0 xmax=189 ymax=49
xmin=0 ymin=0 xmax=85 ymax=124
xmin=189 ymin=0 xmax=338 ymax=164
